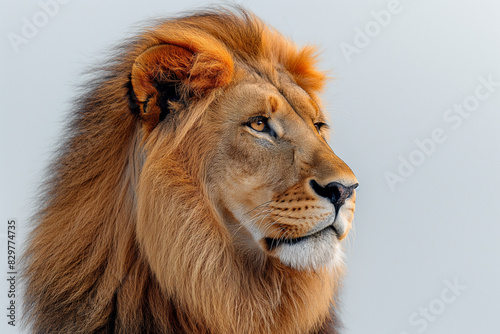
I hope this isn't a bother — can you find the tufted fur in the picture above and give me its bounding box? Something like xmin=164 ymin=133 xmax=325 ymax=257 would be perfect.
xmin=22 ymin=7 xmax=356 ymax=334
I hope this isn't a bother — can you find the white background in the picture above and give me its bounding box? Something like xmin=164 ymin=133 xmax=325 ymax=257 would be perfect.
xmin=1 ymin=0 xmax=499 ymax=333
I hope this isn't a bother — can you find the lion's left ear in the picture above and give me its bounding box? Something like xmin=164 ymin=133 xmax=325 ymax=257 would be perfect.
xmin=130 ymin=43 xmax=233 ymax=132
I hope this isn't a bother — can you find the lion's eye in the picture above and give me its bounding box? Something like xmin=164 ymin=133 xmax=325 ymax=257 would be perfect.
xmin=247 ymin=116 xmax=269 ymax=132
xmin=251 ymin=120 xmax=266 ymax=132
xmin=314 ymin=122 xmax=328 ymax=134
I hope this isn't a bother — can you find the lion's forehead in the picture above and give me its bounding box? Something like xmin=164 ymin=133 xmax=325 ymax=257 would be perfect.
xmin=230 ymin=70 xmax=325 ymax=125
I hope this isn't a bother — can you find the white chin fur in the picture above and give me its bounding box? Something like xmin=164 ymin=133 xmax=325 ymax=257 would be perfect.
xmin=275 ymin=229 xmax=344 ymax=271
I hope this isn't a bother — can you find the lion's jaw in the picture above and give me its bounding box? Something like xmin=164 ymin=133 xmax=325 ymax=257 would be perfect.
xmin=210 ymin=73 xmax=358 ymax=271
xmin=222 ymin=177 xmax=357 ymax=271
xmin=267 ymin=185 xmax=356 ymax=271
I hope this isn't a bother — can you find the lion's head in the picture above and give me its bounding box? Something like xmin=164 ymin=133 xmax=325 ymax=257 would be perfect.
xmin=24 ymin=8 xmax=357 ymax=334
xmin=205 ymin=71 xmax=357 ymax=271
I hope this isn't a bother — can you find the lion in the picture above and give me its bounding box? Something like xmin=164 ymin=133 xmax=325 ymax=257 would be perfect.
xmin=22 ymin=7 xmax=358 ymax=334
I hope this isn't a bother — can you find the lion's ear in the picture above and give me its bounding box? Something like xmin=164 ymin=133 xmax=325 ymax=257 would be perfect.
xmin=130 ymin=43 xmax=233 ymax=132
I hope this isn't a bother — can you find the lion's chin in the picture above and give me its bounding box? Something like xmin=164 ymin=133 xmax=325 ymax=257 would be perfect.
xmin=270 ymin=227 xmax=344 ymax=271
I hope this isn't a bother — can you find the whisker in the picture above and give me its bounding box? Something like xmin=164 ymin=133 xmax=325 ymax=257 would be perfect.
xmin=245 ymin=201 xmax=273 ymax=216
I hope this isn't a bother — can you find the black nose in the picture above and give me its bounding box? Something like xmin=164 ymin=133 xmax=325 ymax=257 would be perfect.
xmin=310 ymin=180 xmax=358 ymax=212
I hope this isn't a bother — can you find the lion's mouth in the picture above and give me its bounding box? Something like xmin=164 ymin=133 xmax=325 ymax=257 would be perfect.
xmin=264 ymin=224 xmax=338 ymax=251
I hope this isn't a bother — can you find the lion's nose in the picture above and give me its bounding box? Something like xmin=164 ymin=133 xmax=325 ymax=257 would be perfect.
xmin=310 ymin=180 xmax=358 ymax=211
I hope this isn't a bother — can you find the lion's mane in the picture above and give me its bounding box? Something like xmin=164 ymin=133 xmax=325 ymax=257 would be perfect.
xmin=23 ymin=8 xmax=342 ymax=334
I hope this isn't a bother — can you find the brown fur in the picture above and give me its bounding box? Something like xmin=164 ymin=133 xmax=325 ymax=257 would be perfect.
xmin=22 ymin=7 xmax=356 ymax=334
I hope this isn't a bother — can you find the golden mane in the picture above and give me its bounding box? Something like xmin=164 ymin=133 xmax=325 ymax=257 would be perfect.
xmin=22 ymin=7 xmax=343 ymax=334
